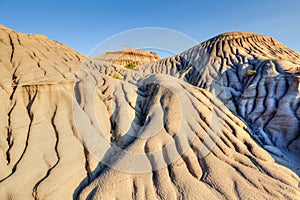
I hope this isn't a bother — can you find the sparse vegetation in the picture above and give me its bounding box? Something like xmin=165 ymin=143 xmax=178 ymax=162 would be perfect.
xmin=245 ymin=69 xmax=257 ymax=77
xmin=112 ymin=74 xmax=122 ymax=80
xmin=124 ymin=62 xmax=136 ymax=70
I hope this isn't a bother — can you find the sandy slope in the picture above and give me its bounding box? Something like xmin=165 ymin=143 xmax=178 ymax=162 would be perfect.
xmin=0 ymin=25 xmax=299 ymax=199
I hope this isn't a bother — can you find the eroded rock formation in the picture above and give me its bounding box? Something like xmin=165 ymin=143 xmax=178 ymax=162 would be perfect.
xmin=0 ymin=25 xmax=299 ymax=200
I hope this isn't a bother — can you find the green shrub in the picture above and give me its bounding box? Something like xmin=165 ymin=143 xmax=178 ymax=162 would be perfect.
xmin=125 ymin=62 xmax=136 ymax=70
xmin=245 ymin=69 xmax=257 ymax=77
xmin=112 ymin=74 xmax=122 ymax=80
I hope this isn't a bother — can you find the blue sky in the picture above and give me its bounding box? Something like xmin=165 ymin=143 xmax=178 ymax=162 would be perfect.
xmin=0 ymin=0 xmax=299 ymax=57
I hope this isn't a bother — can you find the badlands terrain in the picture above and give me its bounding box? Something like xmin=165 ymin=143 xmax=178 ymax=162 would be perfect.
xmin=0 ymin=25 xmax=299 ymax=199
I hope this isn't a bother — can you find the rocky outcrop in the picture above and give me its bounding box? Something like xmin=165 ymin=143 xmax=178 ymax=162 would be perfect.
xmin=0 ymin=25 xmax=299 ymax=200
xmin=96 ymin=46 xmax=160 ymax=67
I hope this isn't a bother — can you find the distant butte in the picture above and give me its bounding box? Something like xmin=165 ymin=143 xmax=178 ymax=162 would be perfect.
xmin=96 ymin=46 xmax=161 ymax=67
